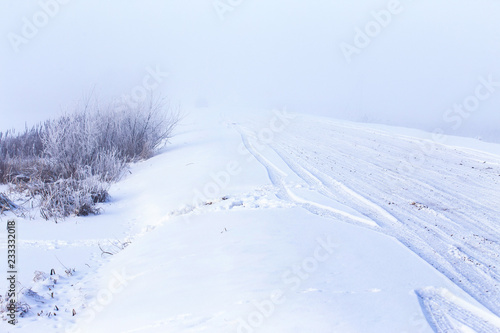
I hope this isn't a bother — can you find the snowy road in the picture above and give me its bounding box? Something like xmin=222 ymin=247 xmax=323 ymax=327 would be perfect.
xmin=3 ymin=109 xmax=500 ymax=332
xmin=237 ymin=113 xmax=500 ymax=331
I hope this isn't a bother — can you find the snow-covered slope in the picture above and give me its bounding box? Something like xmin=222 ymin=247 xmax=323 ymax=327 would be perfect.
xmin=2 ymin=108 xmax=499 ymax=332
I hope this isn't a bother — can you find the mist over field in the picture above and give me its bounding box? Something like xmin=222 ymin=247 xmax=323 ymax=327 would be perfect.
xmin=1 ymin=0 xmax=499 ymax=141
xmin=2 ymin=2 xmax=500 ymax=332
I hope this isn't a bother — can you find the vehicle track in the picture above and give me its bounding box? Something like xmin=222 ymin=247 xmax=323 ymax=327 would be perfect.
xmin=416 ymin=287 xmax=500 ymax=332
xmin=236 ymin=118 xmax=500 ymax=329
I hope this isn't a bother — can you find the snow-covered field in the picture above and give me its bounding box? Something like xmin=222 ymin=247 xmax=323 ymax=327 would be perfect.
xmin=1 ymin=108 xmax=499 ymax=332
xmin=1 ymin=1 xmax=500 ymax=332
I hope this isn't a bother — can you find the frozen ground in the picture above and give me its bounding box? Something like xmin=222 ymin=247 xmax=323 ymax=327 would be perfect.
xmin=1 ymin=108 xmax=500 ymax=332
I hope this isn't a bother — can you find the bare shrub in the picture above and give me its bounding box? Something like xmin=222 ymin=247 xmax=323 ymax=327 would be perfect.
xmin=89 ymin=149 xmax=126 ymax=182
xmin=0 ymin=125 xmax=45 ymax=183
xmin=0 ymin=95 xmax=179 ymax=219
xmin=41 ymin=96 xmax=178 ymax=180
xmin=0 ymin=293 xmax=30 ymax=320
xmin=0 ymin=192 xmax=17 ymax=213
xmin=1 ymin=157 xmax=55 ymax=184
xmin=105 ymin=97 xmax=179 ymax=161
xmin=0 ymin=125 xmax=44 ymax=158
xmin=36 ymin=172 xmax=110 ymax=220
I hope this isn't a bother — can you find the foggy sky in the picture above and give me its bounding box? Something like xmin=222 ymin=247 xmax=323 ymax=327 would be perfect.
xmin=1 ymin=0 xmax=499 ymax=141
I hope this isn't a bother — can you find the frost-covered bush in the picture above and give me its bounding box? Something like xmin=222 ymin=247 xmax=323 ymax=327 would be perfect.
xmin=96 ymin=98 xmax=178 ymax=162
xmin=0 ymin=157 xmax=55 ymax=184
xmin=36 ymin=171 xmax=110 ymax=220
xmin=0 ymin=125 xmax=45 ymax=183
xmin=41 ymin=115 xmax=126 ymax=182
xmin=42 ymin=97 xmax=177 ymax=181
xmin=0 ymin=96 xmax=179 ymax=219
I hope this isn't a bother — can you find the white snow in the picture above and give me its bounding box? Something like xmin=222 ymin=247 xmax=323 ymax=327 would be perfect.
xmin=1 ymin=108 xmax=499 ymax=332
xmin=1 ymin=1 xmax=500 ymax=331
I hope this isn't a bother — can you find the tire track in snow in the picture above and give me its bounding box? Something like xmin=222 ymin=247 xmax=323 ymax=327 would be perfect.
xmin=416 ymin=287 xmax=500 ymax=332
xmin=236 ymin=128 xmax=378 ymax=229
xmin=277 ymin=139 xmax=500 ymax=318
xmin=236 ymin=118 xmax=500 ymax=329
xmin=269 ymin=143 xmax=400 ymax=228
xmin=265 ymin=123 xmax=500 ymax=319
xmin=267 ymin=141 xmax=486 ymax=315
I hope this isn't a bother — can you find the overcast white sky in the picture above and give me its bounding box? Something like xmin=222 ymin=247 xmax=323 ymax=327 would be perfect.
xmin=1 ymin=0 xmax=499 ymax=141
